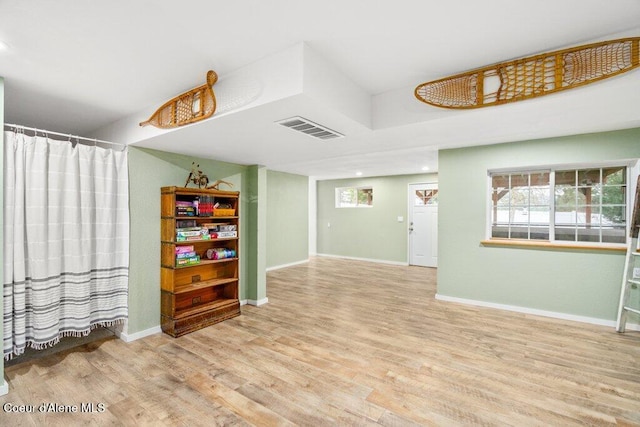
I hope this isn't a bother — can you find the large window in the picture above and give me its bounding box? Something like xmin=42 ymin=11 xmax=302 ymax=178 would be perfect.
xmin=335 ymin=186 xmax=373 ymax=208
xmin=491 ymin=171 xmax=550 ymax=240
xmin=490 ymin=165 xmax=628 ymax=244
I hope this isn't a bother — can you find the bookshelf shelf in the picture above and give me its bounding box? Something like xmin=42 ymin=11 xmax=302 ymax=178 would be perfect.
xmin=172 ymin=257 xmax=239 ymax=269
xmin=164 ymin=237 xmax=239 ymax=245
xmin=173 ymin=278 xmax=238 ymax=295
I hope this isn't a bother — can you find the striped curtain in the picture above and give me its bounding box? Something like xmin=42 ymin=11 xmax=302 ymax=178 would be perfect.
xmin=3 ymin=129 xmax=129 ymax=360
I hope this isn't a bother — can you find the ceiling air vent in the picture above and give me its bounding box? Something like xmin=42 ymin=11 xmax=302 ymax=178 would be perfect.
xmin=276 ymin=116 xmax=343 ymax=140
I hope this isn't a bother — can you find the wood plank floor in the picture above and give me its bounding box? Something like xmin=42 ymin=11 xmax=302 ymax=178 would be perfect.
xmin=1 ymin=256 xmax=640 ymax=426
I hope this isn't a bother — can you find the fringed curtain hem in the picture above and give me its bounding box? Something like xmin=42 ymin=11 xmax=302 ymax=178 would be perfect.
xmin=4 ymin=318 xmax=126 ymax=361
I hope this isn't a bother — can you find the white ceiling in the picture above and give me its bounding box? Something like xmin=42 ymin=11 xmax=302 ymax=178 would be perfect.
xmin=1 ymin=0 xmax=640 ymax=179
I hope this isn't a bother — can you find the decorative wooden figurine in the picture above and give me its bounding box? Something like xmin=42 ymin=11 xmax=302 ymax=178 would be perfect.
xmin=415 ymin=37 xmax=639 ymax=109
xmin=140 ymin=70 xmax=218 ymax=128
xmin=185 ymin=162 xmax=209 ymax=188
xmin=207 ymin=179 xmax=234 ymax=190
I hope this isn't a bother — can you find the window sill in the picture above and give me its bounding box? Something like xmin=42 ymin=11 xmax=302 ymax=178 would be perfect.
xmin=480 ymin=239 xmax=627 ymax=253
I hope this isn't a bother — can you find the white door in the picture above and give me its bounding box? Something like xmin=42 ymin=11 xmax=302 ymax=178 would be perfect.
xmin=408 ymin=183 xmax=438 ymax=267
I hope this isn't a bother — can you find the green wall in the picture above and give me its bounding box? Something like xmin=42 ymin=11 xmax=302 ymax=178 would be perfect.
xmin=245 ymin=165 xmax=267 ymax=302
xmin=317 ymin=173 xmax=437 ymax=263
xmin=266 ymin=170 xmax=309 ymax=268
xmin=127 ymin=147 xmax=249 ymax=334
xmin=438 ymin=128 xmax=640 ymax=323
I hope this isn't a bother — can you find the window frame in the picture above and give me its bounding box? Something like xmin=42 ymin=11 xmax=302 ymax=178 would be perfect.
xmin=335 ymin=186 xmax=373 ymax=208
xmin=489 ymin=169 xmax=551 ymax=240
xmin=486 ymin=160 xmax=637 ymax=248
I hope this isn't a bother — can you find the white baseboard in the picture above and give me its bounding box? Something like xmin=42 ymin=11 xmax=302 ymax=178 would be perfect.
xmin=435 ymin=293 xmax=640 ymax=331
xmin=0 ymin=378 xmax=8 ymax=396
xmin=115 ymin=325 xmax=162 ymax=343
xmin=316 ymin=253 xmax=408 ymax=266
xmin=246 ymin=297 xmax=269 ymax=306
xmin=266 ymin=259 xmax=309 ymax=272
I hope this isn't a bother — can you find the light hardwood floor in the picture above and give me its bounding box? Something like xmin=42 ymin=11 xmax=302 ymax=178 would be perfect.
xmin=1 ymin=257 xmax=639 ymax=426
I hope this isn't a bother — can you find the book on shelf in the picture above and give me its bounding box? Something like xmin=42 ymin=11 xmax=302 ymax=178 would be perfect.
xmin=177 ymin=230 xmax=205 ymax=237
xmin=175 ymin=245 xmax=195 ymax=254
xmin=176 ymin=219 xmax=197 ymax=228
xmin=176 ymin=251 xmax=197 ymax=259
xmin=176 ymin=207 xmax=196 ymax=216
xmin=202 ymin=222 xmax=226 ymax=229
xmin=176 ymin=235 xmax=211 ymax=242
xmin=176 ymin=228 xmax=210 ymax=240
xmin=211 ymin=231 xmax=237 ymax=239
xmin=204 ymin=224 xmax=237 ymax=232
xmin=176 ymin=255 xmax=200 ymax=267
xmin=197 ymin=195 xmax=214 ymax=217
xmin=176 ymin=227 xmax=202 ymax=232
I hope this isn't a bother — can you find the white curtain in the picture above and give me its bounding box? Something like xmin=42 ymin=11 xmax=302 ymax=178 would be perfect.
xmin=3 ymin=129 xmax=129 ymax=360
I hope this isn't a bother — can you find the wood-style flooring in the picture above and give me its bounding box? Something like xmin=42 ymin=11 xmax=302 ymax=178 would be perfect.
xmin=1 ymin=257 xmax=639 ymax=426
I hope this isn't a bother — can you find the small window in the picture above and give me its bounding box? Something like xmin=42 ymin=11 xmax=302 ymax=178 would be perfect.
xmin=414 ymin=189 xmax=438 ymax=206
xmin=489 ymin=164 xmax=629 ymax=245
xmin=336 ymin=186 xmax=373 ymax=208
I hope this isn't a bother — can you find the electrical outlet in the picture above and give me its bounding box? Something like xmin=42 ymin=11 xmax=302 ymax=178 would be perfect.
xmin=634 ymin=267 xmax=640 ymax=279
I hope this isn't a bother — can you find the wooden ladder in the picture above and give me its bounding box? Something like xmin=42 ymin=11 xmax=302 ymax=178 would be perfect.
xmin=616 ymin=175 xmax=640 ymax=332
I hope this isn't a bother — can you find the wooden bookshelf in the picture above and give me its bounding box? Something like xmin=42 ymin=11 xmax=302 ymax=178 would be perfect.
xmin=160 ymin=186 xmax=241 ymax=337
